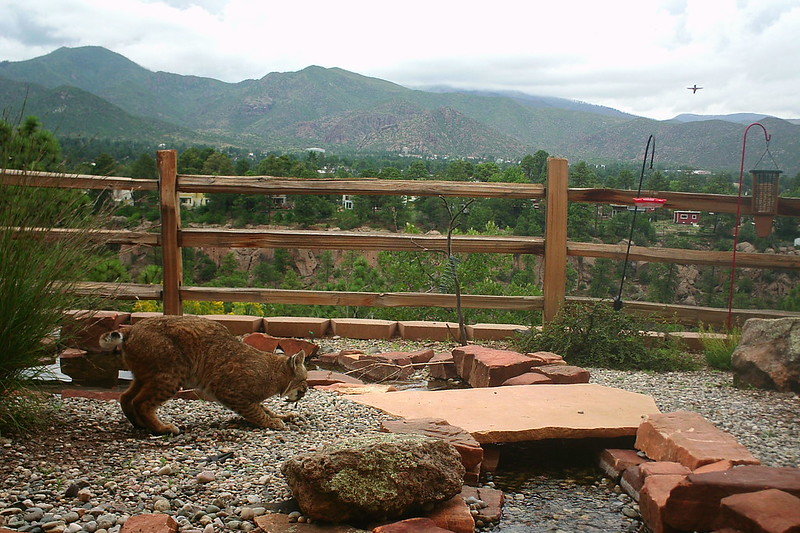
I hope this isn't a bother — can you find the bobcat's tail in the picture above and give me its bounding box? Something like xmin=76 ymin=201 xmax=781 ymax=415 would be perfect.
xmin=98 ymin=329 xmax=125 ymax=350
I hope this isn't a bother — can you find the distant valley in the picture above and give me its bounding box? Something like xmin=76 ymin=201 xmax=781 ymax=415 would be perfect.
xmin=1 ymin=46 xmax=798 ymax=175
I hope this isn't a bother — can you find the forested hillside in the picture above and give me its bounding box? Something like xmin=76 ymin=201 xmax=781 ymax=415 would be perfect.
xmin=3 ymin=46 xmax=800 ymax=174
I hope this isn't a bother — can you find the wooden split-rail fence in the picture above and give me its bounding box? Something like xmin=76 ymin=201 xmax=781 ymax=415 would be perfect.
xmin=3 ymin=151 xmax=800 ymax=327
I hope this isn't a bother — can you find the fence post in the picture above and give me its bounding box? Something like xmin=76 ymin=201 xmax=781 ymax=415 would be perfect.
xmin=157 ymin=149 xmax=183 ymax=315
xmin=543 ymin=157 xmax=569 ymax=324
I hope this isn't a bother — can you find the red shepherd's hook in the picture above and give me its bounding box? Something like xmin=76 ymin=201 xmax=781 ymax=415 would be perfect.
xmin=727 ymin=122 xmax=770 ymax=330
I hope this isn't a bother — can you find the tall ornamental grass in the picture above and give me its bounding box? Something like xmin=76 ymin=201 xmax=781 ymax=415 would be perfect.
xmin=0 ymin=116 xmax=109 ymax=434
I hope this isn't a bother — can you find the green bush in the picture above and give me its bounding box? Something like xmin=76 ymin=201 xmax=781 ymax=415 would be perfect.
xmin=515 ymin=302 xmax=699 ymax=371
xmin=699 ymin=326 xmax=741 ymax=370
xmin=1 ymin=117 xmax=108 ymax=434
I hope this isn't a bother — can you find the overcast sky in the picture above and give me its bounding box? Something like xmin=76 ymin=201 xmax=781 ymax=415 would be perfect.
xmin=1 ymin=0 xmax=798 ymax=120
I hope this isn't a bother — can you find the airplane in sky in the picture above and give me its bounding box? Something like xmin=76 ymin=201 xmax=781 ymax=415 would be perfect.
xmin=687 ymin=84 xmax=703 ymax=94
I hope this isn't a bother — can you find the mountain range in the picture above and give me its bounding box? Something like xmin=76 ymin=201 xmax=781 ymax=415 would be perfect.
xmin=1 ymin=46 xmax=798 ymax=175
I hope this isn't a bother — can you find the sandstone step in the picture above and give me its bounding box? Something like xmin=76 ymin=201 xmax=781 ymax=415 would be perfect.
xmin=501 ymin=373 xmax=553 ymax=386
xmin=201 ymin=314 xmax=263 ymax=335
xmin=243 ymin=332 xmax=320 ymax=357
xmin=718 ymin=489 xmax=800 ymax=533
xmin=330 ymin=318 xmax=398 ymax=339
xmin=398 ymin=321 xmax=460 ymax=341
xmin=306 ymin=370 xmax=363 ymax=387
xmin=529 ymin=364 xmax=590 ymax=384
xmin=59 ymin=348 xmax=124 ymax=387
xmin=466 ymin=323 xmax=529 ymax=341
xmin=598 ymin=448 xmax=649 ymax=482
xmin=427 ymin=352 xmax=458 ymax=380
xmin=263 ymin=316 xmax=330 ymax=338
xmin=663 ymin=465 xmax=800 ymax=532
xmin=381 ymin=418 xmax=483 ymax=471
xmin=451 ymin=345 xmax=537 ymax=388
xmin=62 ymin=310 xmax=131 ymax=352
xmin=351 ymin=384 xmax=660 ymax=444
xmin=640 ymin=474 xmax=688 ymax=533
xmin=425 ymin=495 xmax=474 ymax=533
xmin=635 ymin=411 xmax=761 ymax=470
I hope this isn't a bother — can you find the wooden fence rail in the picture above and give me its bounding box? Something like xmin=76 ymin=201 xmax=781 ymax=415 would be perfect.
xmin=12 ymin=227 xmax=800 ymax=270
xmin=5 ymin=151 xmax=800 ymax=327
xmin=4 ymin=167 xmax=799 ymax=216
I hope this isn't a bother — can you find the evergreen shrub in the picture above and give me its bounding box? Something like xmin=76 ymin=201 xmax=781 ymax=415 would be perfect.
xmin=516 ymin=302 xmax=699 ymax=371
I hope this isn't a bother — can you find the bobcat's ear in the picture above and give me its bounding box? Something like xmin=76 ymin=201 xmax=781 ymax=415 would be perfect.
xmin=288 ymin=350 xmax=307 ymax=373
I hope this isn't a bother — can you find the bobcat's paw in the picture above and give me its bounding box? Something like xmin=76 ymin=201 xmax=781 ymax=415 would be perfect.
xmin=277 ymin=412 xmax=297 ymax=422
xmin=152 ymin=423 xmax=181 ymax=436
xmin=265 ymin=418 xmax=287 ymax=430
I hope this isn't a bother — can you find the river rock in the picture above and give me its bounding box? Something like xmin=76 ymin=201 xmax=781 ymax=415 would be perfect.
xmin=732 ymin=317 xmax=800 ymax=392
xmin=281 ymin=433 xmax=464 ymax=524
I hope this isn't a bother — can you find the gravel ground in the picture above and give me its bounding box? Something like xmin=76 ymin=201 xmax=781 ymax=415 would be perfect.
xmin=0 ymin=339 xmax=798 ymax=533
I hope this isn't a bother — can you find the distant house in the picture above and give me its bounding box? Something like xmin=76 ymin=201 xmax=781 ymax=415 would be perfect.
xmin=674 ymin=210 xmax=701 ymax=225
xmin=342 ymin=194 xmax=354 ymax=209
xmin=178 ymin=192 xmax=208 ymax=208
xmin=111 ymin=189 xmax=133 ymax=206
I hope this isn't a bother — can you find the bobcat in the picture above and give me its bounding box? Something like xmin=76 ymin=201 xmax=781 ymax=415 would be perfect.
xmin=100 ymin=315 xmax=308 ymax=435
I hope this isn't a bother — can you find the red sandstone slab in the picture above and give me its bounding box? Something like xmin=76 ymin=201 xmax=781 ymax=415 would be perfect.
xmin=466 ymin=323 xmax=530 ymax=341
xmin=695 ymin=460 xmax=735 ymax=474
xmin=351 ymin=384 xmax=660 ymax=444
xmin=640 ymin=474 xmax=687 ymax=533
xmin=263 ymin=316 xmax=330 ymax=338
xmin=201 ymin=314 xmax=263 ymax=335
xmin=425 ymin=495 xmax=474 ymax=533
xmin=330 ymin=318 xmax=398 ymax=339
xmin=526 ymin=351 xmax=567 ymax=366
xmin=62 ymin=310 xmax=131 ymax=352
xmin=640 ymin=462 xmax=692 ymax=477
xmin=254 ymin=514 xmax=363 ymax=532
xmin=381 ymin=418 xmax=483 ymax=470
xmin=398 ymin=321 xmax=460 ymax=341
xmin=501 ymin=373 xmax=553 ymax=386
xmin=452 ymin=345 xmax=536 ymax=388
xmin=481 ymin=445 xmax=501 ymax=474
xmin=460 ymin=486 xmax=504 ymax=523
xmin=59 ymin=349 xmax=124 ymax=387
xmin=635 ymin=411 xmax=761 ymax=470
xmin=530 ymin=364 xmax=590 ymax=384
xmin=718 ymin=489 xmax=800 ymax=533
xmin=621 ymin=465 xmax=645 ymax=501
xmin=243 ymin=333 xmax=319 ymax=357
xmin=120 ymin=513 xmax=178 ymax=533
xmin=315 ymin=383 xmax=397 ymax=394
xmin=599 ymin=448 xmax=649 ymax=481
xmin=373 ymin=518 xmax=451 ymax=533
xmin=338 ymin=352 xmax=412 ymax=381
xmin=664 ymin=466 xmax=800 ymax=532
xmin=243 ymin=332 xmax=281 ymax=352
xmin=428 ymin=352 xmax=458 ymax=380
xmin=306 ymin=370 xmax=363 ymax=387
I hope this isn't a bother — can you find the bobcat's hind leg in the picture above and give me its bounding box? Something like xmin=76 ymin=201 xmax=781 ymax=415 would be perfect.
xmin=227 ymin=402 xmax=286 ymax=430
xmin=120 ymin=378 xmax=146 ymax=428
xmin=131 ymin=377 xmax=182 ymax=435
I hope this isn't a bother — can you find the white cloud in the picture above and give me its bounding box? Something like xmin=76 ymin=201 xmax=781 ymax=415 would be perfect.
xmin=0 ymin=0 xmax=798 ymax=120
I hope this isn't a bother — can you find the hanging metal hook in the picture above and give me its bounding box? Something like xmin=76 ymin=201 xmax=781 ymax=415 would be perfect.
xmin=726 ymin=122 xmax=770 ymax=329
xmin=614 ymin=134 xmax=656 ymax=311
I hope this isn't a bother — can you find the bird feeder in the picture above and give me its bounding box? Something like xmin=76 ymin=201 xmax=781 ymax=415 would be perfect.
xmin=750 ymin=169 xmax=782 ymax=237
xmin=633 ymin=197 xmax=667 ymax=210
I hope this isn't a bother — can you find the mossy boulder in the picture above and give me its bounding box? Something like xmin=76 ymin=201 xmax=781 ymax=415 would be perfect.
xmin=281 ymin=433 xmax=465 ymax=524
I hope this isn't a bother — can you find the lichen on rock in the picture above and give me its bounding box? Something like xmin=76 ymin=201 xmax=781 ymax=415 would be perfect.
xmin=281 ymin=433 xmax=465 ymax=524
